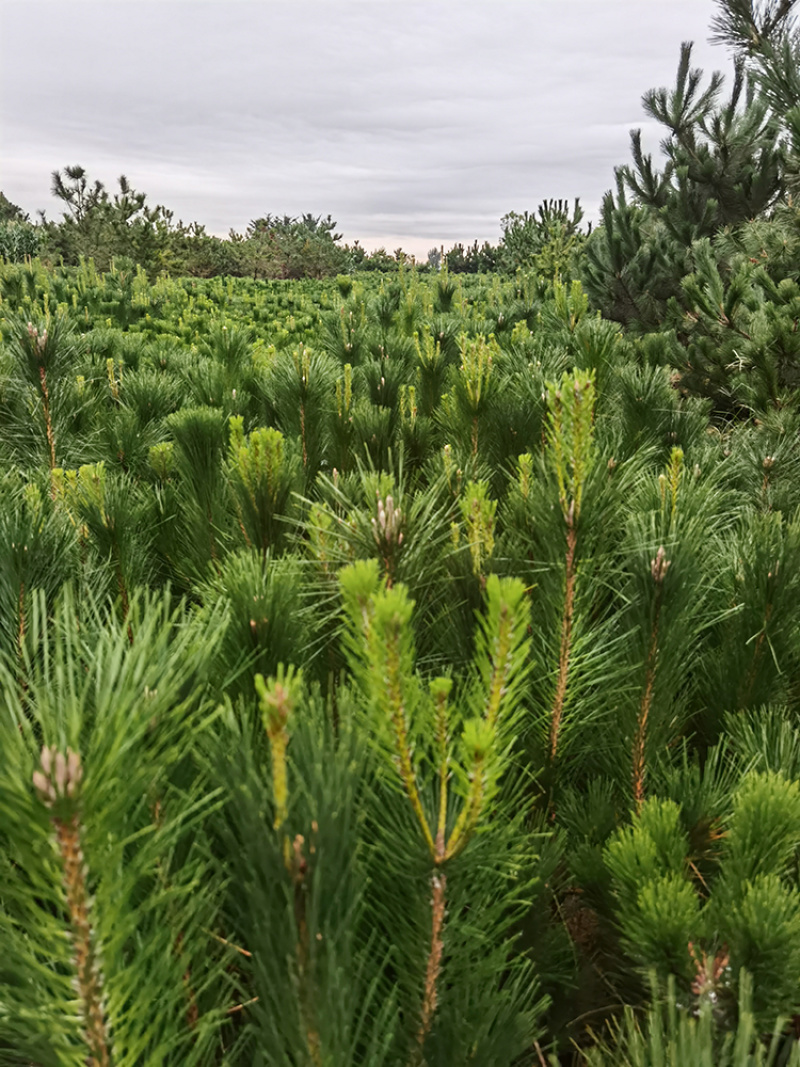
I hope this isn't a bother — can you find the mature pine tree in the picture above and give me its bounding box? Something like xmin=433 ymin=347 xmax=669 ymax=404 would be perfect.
xmin=583 ymin=0 xmax=798 ymax=332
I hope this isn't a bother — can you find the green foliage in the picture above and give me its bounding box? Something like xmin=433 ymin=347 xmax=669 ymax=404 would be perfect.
xmin=605 ymin=799 xmax=699 ymax=977
xmin=233 ymin=212 xmax=350 ymax=280
xmin=0 ymin=588 xmax=229 ymax=1063
xmin=585 ymin=973 xmax=800 ymax=1067
xmin=6 ymin=24 xmax=800 ymax=1051
xmin=227 ymin=418 xmax=299 ymax=554
xmin=207 ymin=681 xmax=398 ymax=1065
xmin=582 ymin=4 xmax=800 ymax=421
xmin=338 ymin=565 xmax=546 ymax=1060
xmin=604 ymin=773 xmax=800 ymax=1027
xmin=198 ymin=549 xmax=311 ymax=697
xmin=500 ymin=198 xmax=587 ymax=279
xmin=0 ymin=219 xmax=43 ymax=262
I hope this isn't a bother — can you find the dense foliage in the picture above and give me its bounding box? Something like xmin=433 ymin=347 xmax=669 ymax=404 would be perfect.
xmin=2 ymin=1 xmax=800 ymax=1064
xmin=1 ymin=174 xmax=591 ymax=283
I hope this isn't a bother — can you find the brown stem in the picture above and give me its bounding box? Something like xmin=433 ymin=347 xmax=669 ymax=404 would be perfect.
xmin=227 ymin=996 xmax=260 ymax=1014
xmin=184 ymin=966 xmax=199 ymax=1029
xmin=39 ymin=366 xmax=57 ymax=472
xmin=236 ymin=510 xmax=253 ymax=550
xmin=630 ymin=548 xmax=671 ymax=811
xmin=415 ymin=872 xmax=447 ymax=1059
xmin=300 ymin=400 xmax=308 ymax=471
xmin=291 ymin=835 xmax=322 ymax=1067
xmin=548 ymin=519 xmax=578 ymax=763
xmin=55 ymin=813 xmax=110 ymax=1066
xmin=632 ymin=587 xmax=664 ymax=813
xmin=382 ymin=552 xmax=394 ymax=589
xmin=210 ymin=932 xmax=252 ymax=958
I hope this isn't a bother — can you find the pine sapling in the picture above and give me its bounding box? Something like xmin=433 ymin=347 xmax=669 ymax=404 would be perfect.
xmin=632 ymin=546 xmax=671 ymax=811
xmin=255 ymin=667 xmax=322 ymax=1063
xmin=459 ymin=480 xmax=497 ymax=580
xmin=33 ymin=746 xmax=110 ymax=1067
xmin=546 ymin=370 xmax=596 ymax=765
xmin=372 ymin=490 xmax=404 ymax=588
xmin=228 ymin=416 xmax=297 ymax=555
xmin=340 ymin=563 xmax=532 ymax=1057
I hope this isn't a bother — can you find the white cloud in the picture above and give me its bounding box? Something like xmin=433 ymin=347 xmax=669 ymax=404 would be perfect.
xmin=2 ymin=0 xmax=726 ymax=253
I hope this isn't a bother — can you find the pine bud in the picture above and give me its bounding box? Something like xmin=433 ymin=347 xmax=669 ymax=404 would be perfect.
xmin=650 ymin=546 xmax=671 ymax=584
xmin=33 ymin=745 xmax=83 ymax=808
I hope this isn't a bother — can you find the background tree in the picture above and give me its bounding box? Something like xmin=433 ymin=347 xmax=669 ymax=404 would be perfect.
xmin=0 ymin=192 xmax=30 ymax=224
xmin=500 ymin=198 xmax=587 ymax=279
xmin=43 ymin=166 xmax=175 ymax=274
xmin=0 ymin=191 xmax=42 ymax=262
xmin=231 ymin=213 xmax=349 ymax=280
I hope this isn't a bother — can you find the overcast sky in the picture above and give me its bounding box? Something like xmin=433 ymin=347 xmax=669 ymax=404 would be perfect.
xmin=2 ymin=1 xmax=728 ymax=256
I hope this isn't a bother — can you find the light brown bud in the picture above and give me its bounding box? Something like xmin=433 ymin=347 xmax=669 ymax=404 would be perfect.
xmin=651 ymin=546 xmax=671 ymax=584
xmin=33 ymin=745 xmax=83 ymax=808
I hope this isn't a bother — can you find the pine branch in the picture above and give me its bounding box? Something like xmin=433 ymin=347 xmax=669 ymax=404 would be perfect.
xmin=632 ymin=547 xmax=671 ymax=811
xmin=710 ymin=0 xmax=798 ymax=52
xmin=33 ymin=746 xmax=110 ymax=1066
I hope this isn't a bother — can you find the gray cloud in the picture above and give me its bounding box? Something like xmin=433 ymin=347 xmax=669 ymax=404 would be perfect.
xmin=2 ymin=0 xmax=728 ymax=256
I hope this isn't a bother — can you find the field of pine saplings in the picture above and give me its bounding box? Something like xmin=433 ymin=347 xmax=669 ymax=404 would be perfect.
xmin=4 ymin=2 xmax=800 ymax=1060
xmin=2 ymin=232 xmax=800 ymax=1064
